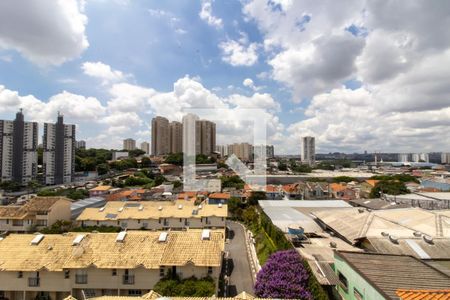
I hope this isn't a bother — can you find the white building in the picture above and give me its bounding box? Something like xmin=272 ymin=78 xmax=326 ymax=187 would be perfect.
xmin=398 ymin=153 xmax=409 ymax=162
xmin=0 ymin=110 xmax=38 ymax=185
xmin=140 ymin=141 xmax=150 ymax=155
xmin=43 ymin=114 xmax=76 ymax=185
xmin=301 ymin=136 xmax=315 ymax=166
xmin=75 ymin=140 xmax=86 ymax=149
xmin=419 ymin=153 xmax=430 ymax=163
xmin=215 ymin=145 xmax=228 ymax=157
xmin=442 ymin=152 xmax=450 ymax=164
xmin=253 ymin=144 xmax=274 ymax=159
xmin=411 ymin=153 xmax=419 ymax=162
xmin=111 ymin=151 xmax=129 ymax=161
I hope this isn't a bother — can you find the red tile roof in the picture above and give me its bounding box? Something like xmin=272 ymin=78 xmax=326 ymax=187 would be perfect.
xmin=396 ymin=289 xmax=450 ymax=300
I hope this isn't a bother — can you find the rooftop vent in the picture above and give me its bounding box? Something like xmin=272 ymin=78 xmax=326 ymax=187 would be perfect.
xmin=116 ymin=231 xmax=127 ymax=243
xmin=158 ymin=206 xmax=163 ymax=211
xmin=158 ymin=232 xmax=168 ymax=242
xmin=178 ymin=205 xmax=183 ymax=210
xmin=99 ymin=207 xmax=105 ymax=212
xmin=198 ymin=205 xmax=203 ymax=209
xmin=31 ymin=234 xmax=45 ymax=245
xmin=72 ymin=234 xmax=85 ymax=246
xmin=358 ymin=208 xmax=365 ymax=213
xmin=413 ymin=231 xmax=422 ymax=237
xmin=423 ymin=235 xmax=433 ymax=244
xmin=138 ymin=205 xmax=144 ymax=211
xmin=329 ymin=241 xmax=337 ymax=248
xmin=381 ymin=232 xmax=389 ymax=237
xmin=388 ymin=234 xmax=398 ymax=244
xmin=201 ymin=229 xmax=211 ymax=240
xmin=218 ymin=203 xmax=223 ymax=208
xmin=118 ymin=207 xmax=124 ymax=212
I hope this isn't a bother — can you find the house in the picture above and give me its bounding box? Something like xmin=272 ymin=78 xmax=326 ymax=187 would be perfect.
xmin=265 ymin=185 xmax=283 ymax=200
xmin=330 ymin=183 xmax=359 ymax=200
xmin=0 ymin=197 xmax=71 ymax=232
xmin=0 ymin=230 xmax=225 ymax=300
xmin=304 ymin=182 xmax=331 ymax=199
xmin=76 ymin=200 xmax=227 ymax=230
xmin=207 ymin=192 xmax=230 ymax=204
xmin=334 ymin=251 xmax=450 ymax=300
xmin=89 ymin=185 xmax=113 ymax=198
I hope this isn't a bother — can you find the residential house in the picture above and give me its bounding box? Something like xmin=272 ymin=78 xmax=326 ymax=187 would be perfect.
xmin=0 ymin=230 xmax=225 ymax=300
xmin=76 ymin=201 xmax=227 ymax=230
xmin=89 ymin=186 xmax=113 ymax=198
xmin=207 ymin=193 xmax=230 ymax=205
xmin=0 ymin=197 xmax=71 ymax=232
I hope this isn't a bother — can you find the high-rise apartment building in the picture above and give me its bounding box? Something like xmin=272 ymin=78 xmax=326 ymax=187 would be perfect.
xmin=254 ymin=144 xmax=275 ymax=159
xmin=151 ymin=116 xmax=169 ymax=155
xmin=43 ymin=114 xmax=76 ymax=185
xmin=411 ymin=153 xmax=420 ymax=162
xmin=198 ymin=120 xmax=216 ymax=155
xmin=140 ymin=141 xmax=150 ymax=154
xmin=76 ymin=140 xmax=86 ymax=149
xmin=442 ymin=152 xmax=450 ymax=164
xmin=398 ymin=153 xmax=409 ymax=162
xmin=227 ymin=143 xmax=253 ymax=161
xmin=419 ymin=153 xmax=430 ymax=163
xmin=0 ymin=110 xmax=38 ymax=184
xmin=123 ymin=138 xmax=136 ymax=151
xmin=169 ymin=121 xmax=183 ymax=153
xmin=301 ymin=136 xmax=315 ymax=166
xmin=215 ymin=145 xmax=228 ymax=157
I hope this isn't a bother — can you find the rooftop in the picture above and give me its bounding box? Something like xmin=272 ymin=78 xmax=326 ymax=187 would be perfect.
xmin=90 ymin=185 xmax=113 ymax=192
xmin=336 ymin=251 xmax=450 ymax=300
xmin=0 ymin=197 xmax=71 ymax=219
xmin=0 ymin=230 xmax=225 ymax=271
xmin=76 ymin=200 xmax=227 ymax=221
xmin=349 ymin=198 xmax=411 ymax=210
xmin=312 ymin=207 xmax=450 ymax=244
xmin=396 ymin=289 xmax=450 ymax=300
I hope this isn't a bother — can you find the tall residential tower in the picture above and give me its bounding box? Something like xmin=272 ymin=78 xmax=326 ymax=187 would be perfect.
xmin=43 ymin=114 xmax=76 ymax=185
xmin=301 ymin=136 xmax=315 ymax=166
xmin=0 ymin=110 xmax=38 ymax=184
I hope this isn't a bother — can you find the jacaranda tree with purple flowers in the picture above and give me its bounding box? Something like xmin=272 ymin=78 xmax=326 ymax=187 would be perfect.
xmin=254 ymin=249 xmax=312 ymax=299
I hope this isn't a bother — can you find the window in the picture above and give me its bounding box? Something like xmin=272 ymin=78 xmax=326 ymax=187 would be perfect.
xmin=64 ymin=270 xmax=70 ymax=279
xmin=338 ymin=272 xmax=348 ymax=293
xmin=18 ymin=271 xmax=23 ymax=278
xmin=354 ymin=288 xmax=364 ymax=300
xmin=128 ymin=290 xmax=142 ymax=296
xmin=112 ymin=269 xmax=117 ymax=276
xmin=207 ymin=267 xmax=213 ymax=275
xmin=159 ymin=267 xmax=165 ymax=277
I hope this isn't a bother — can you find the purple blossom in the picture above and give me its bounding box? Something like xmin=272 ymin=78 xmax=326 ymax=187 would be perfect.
xmin=254 ymin=250 xmax=312 ymax=299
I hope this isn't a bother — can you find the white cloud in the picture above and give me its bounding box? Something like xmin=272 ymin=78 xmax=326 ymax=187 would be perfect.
xmin=0 ymin=0 xmax=88 ymax=66
xmin=242 ymin=78 xmax=264 ymax=91
xmin=199 ymin=0 xmax=223 ymax=29
xmin=82 ymin=61 xmax=128 ymax=85
xmin=219 ymin=39 xmax=259 ymax=66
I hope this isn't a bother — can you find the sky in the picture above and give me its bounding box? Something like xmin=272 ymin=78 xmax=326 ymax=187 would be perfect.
xmin=0 ymin=0 xmax=449 ymax=154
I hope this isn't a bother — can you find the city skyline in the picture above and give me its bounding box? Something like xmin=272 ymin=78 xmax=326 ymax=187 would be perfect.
xmin=0 ymin=1 xmax=449 ymax=154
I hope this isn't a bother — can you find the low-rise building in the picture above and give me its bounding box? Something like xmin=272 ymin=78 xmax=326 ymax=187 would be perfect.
xmin=0 ymin=197 xmax=71 ymax=232
xmin=0 ymin=230 xmax=225 ymax=300
xmin=89 ymin=186 xmax=113 ymax=198
xmin=76 ymin=201 xmax=227 ymax=230
xmin=207 ymin=193 xmax=230 ymax=205
xmin=334 ymin=251 xmax=450 ymax=300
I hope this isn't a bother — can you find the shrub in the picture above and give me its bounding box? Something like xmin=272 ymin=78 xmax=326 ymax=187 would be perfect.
xmin=255 ymin=249 xmax=312 ymax=299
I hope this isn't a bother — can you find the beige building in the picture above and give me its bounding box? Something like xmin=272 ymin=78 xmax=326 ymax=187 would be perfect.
xmin=122 ymin=139 xmax=136 ymax=151
xmin=0 ymin=197 xmax=71 ymax=232
xmin=76 ymin=201 xmax=227 ymax=230
xmin=139 ymin=142 xmax=149 ymax=155
xmin=169 ymin=121 xmax=183 ymax=154
xmin=227 ymin=143 xmax=253 ymax=161
xmin=151 ymin=116 xmax=169 ymax=155
xmin=0 ymin=230 xmax=225 ymax=300
xmin=198 ymin=120 xmax=216 ymax=155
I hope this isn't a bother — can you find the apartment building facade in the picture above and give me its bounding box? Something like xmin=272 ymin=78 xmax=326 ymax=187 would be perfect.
xmin=43 ymin=114 xmax=76 ymax=185
xmin=122 ymin=139 xmax=136 ymax=151
xmin=151 ymin=116 xmax=169 ymax=155
xmin=76 ymin=201 xmax=227 ymax=230
xmin=301 ymin=136 xmax=315 ymax=166
xmin=0 ymin=197 xmax=71 ymax=232
xmin=0 ymin=230 xmax=225 ymax=300
xmin=227 ymin=143 xmax=253 ymax=161
xmin=169 ymin=121 xmax=182 ymax=153
xmin=140 ymin=142 xmax=149 ymax=155
xmin=0 ymin=110 xmax=38 ymax=185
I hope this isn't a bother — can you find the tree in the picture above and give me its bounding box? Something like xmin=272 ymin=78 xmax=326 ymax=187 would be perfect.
xmin=370 ymin=180 xmax=409 ymax=197
xmin=332 ymin=176 xmax=357 ymax=183
xmin=248 ymin=191 xmax=267 ymax=205
xmin=165 ymin=153 xmax=183 ymax=165
xmin=97 ymin=163 xmax=110 ymax=175
xmin=129 ymin=149 xmax=146 ymax=158
xmin=278 ymin=162 xmax=288 ymax=171
xmin=242 ymin=207 xmax=258 ymax=225
xmin=255 ymin=249 xmax=312 ymax=299
xmin=221 ymin=175 xmax=245 ymax=189
xmin=0 ymin=180 xmax=22 ymax=192
xmin=290 ymin=164 xmax=312 ymax=173
xmin=27 ymin=180 xmax=41 ymax=193
xmin=141 ymin=156 xmax=152 ymax=168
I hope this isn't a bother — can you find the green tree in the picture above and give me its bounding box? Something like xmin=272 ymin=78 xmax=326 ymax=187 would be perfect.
xmin=97 ymin=163 xmax=110 ymax=175
xmin=332 ymin=176 xmax=357 ymax=183
xmin=129 ymin=149 xmax=146 ymax=158
xmin=221 ymin=175 xmax=245 ymax=189
xmin=248 ymin=191 xmax=267 ymax=205
xmin=278 ymin=162 xmax=288 ymax=171
xmin=0 ymin=180 xmax=22 ymax=192
xmin=141 ymin=156 xmax=152 ymax=168
xmin=370 ymin=180 xmax=409 ymax=197
xmin=165 ymin=152 xmax=184 ymax=165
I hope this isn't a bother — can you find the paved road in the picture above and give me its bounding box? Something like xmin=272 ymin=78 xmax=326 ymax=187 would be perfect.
xmin=224 ymin=221 xmax=255 ymax=296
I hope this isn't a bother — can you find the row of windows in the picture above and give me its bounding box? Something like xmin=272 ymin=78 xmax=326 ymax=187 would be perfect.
xmin=338 ymin=271 xmax=364 ymax=300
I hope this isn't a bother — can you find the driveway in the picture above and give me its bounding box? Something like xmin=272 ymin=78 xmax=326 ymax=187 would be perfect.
xmin=224 ymin=221 xmax=255 ymax=296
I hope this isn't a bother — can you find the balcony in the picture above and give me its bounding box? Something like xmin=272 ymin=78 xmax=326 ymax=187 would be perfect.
xmin=122 ymin=275 xmax=135 ymax=285
xmin=28 ymin=277 xmax=40 ymax=287
xmin=75 ymin=274 xmax=88 ymax=284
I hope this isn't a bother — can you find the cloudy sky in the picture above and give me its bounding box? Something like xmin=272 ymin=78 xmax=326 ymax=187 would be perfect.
xmin=0 ymin=0 xmax=449 ymax=154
